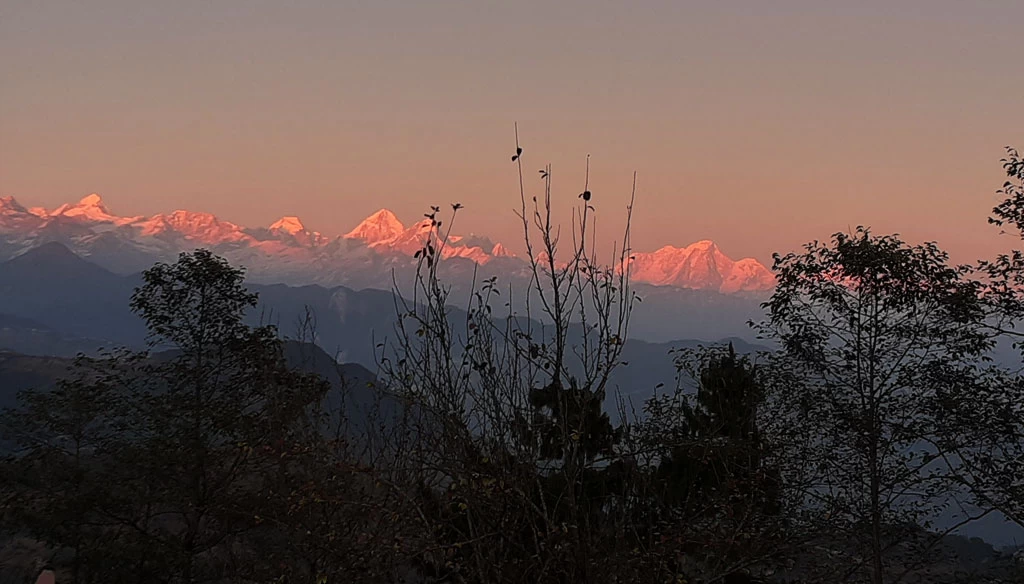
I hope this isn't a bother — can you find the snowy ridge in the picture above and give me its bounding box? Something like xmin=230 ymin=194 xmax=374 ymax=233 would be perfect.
xmin=49 ymin=193 xmax=142 ymax=225
xmin=626 ymin=240 xmax=775 ymax=293
xmin=0 ymin=195 xmax=774 ymax=293
xmin=343 ymin=209 xmax=405 ymax=245
xmin=269 ymin=216 xmax=307 ymax=235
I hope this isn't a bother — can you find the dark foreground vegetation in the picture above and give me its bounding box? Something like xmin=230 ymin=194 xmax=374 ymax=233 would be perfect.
xmin=4 ymin=145 xmax=1024 ymax=583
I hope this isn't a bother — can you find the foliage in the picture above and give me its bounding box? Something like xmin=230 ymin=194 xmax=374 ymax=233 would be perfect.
xmin=639 ymin=344 xmax=789 ymax=579
xmin=952 ymin=145 xmax=1024 ymax=537
xmin=755 ymin=227 xmax=997 ymax=584
xmin=0 ymin=251 xmax=347 ymax=583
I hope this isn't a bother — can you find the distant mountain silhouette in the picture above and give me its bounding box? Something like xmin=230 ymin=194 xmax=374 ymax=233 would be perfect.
xmin=0 ymin=313 xmax=111 ymax=357
xmin=0 ymin=243 xmax=775 ymax=410
xmin=0 ymin=342 xmax=379 ymax=424
xmin=3 ymin=240 xmax=114 ymax=283
xmin=0 ymin=243 xmax=145 ymax=344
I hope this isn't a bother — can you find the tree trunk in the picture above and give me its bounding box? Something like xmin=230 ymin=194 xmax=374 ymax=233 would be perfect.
xmin=869 ymin=422 xmax=884 ymax=584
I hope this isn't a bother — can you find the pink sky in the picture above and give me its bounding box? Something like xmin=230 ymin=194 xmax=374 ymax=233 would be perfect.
xmin=2 ymin=1 xmax=1022 ymax=266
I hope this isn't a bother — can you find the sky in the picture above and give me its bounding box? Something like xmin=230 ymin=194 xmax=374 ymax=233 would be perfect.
xmin=2 ymin=0 xmax=1022 ymax=266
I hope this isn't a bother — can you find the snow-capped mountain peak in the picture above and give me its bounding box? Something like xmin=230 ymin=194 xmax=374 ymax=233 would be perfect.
xmin=627 ymin=240 xmax=774 ymax=292
xmin=491 ymin=242 xmax=515 ymax=258
xmin=136 ymin=210 xmax=252 ymax=245
xmin=269 ymin=216 xmax=306 ymax=235
xmin=0 ymin=196 xmax=47 ymax=233
xmin=78 ymin=193 xmax=103 ymax=207
xmin=48 ymin=194 xmax=140 ymax=225
xmin=51 ymin=194 xmax=108 ymax=218
xmin=721 ymin=258 xmax=776 ymax=294
xmin=0 ymin=196 xmax=28 ymax=214
xmin=344 ymin=209 xmax=405 ymax=245
xmin=688 ymin=239 xmax=718 ymax=251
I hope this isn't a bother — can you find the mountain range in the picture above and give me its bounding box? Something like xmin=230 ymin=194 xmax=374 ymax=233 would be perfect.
xmin=0 ymin=241 xmax=767 ymax=410
xmin=0 ymin=194 xmax=775 ymax=294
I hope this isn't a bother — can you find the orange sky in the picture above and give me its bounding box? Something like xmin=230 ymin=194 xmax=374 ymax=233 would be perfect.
xmin=2 ymin=1 xmax=1022 ymax=266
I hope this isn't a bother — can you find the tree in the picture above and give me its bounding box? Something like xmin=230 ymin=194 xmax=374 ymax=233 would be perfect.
xmin=755 ymin=228 xmax=994 ymax=584
xmin=945 ymin=145 xmax=1024 ymax=533
xmin=650 ymin=344 xmax=775 ymax=513
xmin=0 ymin=352 xmax=134 ymax=583
xmin=979 ymin=146 xmax=1024 ymax=344
xmin=640 ymin=343 xmax=786 ymax=580
xmin=121 ymin=250 xmax=332 ymax=582
xmin=376 ymin=133 xmax=654 ymax=582
xmin=1 ymin=250 xmax=333 ymax=583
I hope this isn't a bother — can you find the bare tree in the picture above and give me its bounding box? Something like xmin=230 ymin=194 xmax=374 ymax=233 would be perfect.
xmin=374 ymin=126 xmax=652 ymax=582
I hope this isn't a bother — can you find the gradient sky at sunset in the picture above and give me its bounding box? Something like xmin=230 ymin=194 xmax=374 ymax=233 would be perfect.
xmin=2 ymin=1 xmax=1022 ymax=265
